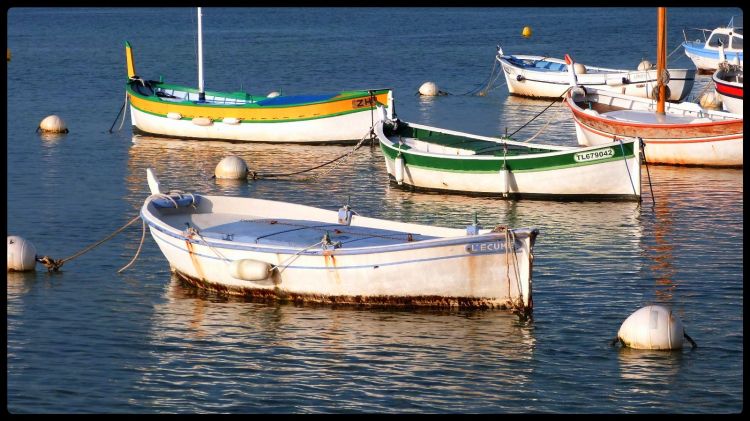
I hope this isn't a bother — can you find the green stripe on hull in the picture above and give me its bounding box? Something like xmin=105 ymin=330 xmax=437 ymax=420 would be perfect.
xmin=379 ymin=140 xmax=635 ymax=173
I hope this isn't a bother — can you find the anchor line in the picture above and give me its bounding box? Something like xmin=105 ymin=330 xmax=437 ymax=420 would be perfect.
xmin=618 ymin=138 xmax=639 ymax=201
xmin=640 ymin=138 xmax=656 ymax=207
xmin=507 ymin=86 xmax=572 ymax=138
xmin=118 ymin=219 xmax=146 ymax=273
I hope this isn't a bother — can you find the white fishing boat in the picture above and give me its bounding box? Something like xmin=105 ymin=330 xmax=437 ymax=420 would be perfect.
xmin=712 ymin=45 xmax=744 ymax=115
xmin=124 ymin=8 xmax=392 ymax=143
xmin=682 ymin=16 xmax=743 ymax=73
xmin=565 ymin=8 xmax=743 ymax=167
xmin=141 ymin=169 xmax=539 ymax=313
xmin=375 ymin=119 xmax=641 ymax=201
xmin=496 ymin=48 xmax=695 ymax=101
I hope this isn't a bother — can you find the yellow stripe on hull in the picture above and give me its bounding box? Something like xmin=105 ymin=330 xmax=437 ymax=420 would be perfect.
xmin=128 ymin=91 xmax=390 ymax=122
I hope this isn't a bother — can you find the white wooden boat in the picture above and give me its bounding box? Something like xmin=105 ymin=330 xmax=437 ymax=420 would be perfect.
xmin=496 ymin=49 xmax=695 ymax=101
xmin=125 ymin=8 xmax=392 ymax=143
xmin=682 ymin=17 xmax=743 ymax=73
xmin=712 ymin=47 xmax=743 ymax=116
xmin=141 ymin=169 xmax=540 ymax=313
xmin=565 ymin=8 xmax=743 ymax=168
xmin=375 ymin=119 xmax=641 ymax=201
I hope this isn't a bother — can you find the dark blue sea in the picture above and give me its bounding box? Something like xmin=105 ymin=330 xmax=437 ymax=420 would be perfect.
xmin=6 ymin=7 xmax=743 ymax=413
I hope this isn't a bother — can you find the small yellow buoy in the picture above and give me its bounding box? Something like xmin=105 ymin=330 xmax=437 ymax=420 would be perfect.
xmin=699 ymin=91 xmax=722 ymax=110
xmin=7 ymin=236 xmax=37 ymax=272
xmin=418 ymin=81 xmax=439 ymax=96
xmin=215 ymin=155 xmax=249 ymax=180
xmin=38 ymin=115 xmax=68 ymax=134
xmin=522 ymin=26 xmax=532 ymax=38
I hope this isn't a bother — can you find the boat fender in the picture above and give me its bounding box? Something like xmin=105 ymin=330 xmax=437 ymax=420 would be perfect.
xmin=637 ymin=60 xmax=653 ymax=71
xmin=167 ymin=112 xmax=182 ymax=120
xmin=615 ymin=305 xmax=695 ymax=350
xmin=337 ymin=205 xmax=353 ymax=225
xmin=605 ymin=78 xmax=623 ymax=86
xmin=650 ymin=85 xmax=671 ymax=101
xmin=267 ymin=91 xmax=281 ymax=98
xmin=229 ymin=259 xmax=272 ymax=281
xmin=516 ymin=74 xmax=525 ymax=82
xmin=499 ymin=166 xmax=510 ymax=196
xmin=192 ymin=117 xmax=213 ymax=126
xmin=394 ymin=153 xmax=405 ymax=185
xmin=215 ymin=155 xmax=249 ymax=180
xmin=570 ymin=86 xmax=587 ymax=102
xmin=465 ymin=213 xmax=481 ymax=235
xmin=699 ymin=92 xmax=722 ymax=110
xmin=7 ymin=236 xmax=37 ymax=272
xmin=573 ymin=63 xmax=587 ymax=75
xmin=582 ymin=108 xmax=600 ymax=116
xmin=222 ymin=117 xmax=241 ymax=125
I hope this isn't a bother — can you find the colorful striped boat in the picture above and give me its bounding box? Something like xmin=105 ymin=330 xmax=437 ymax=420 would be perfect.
xmin=123 ymin=8 xmax=392 ymax=144
xmin=375 ymin=119 xmax=642 ymax=201
xmin=141 ymin=169 xmax=539 ymax=313
xmin=713 ymin=65 xmax=743 ymax=116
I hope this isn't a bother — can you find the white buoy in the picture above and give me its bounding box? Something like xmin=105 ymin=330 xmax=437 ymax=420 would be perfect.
xmin=617 ymin=305 xmax=686 ymax=350
xmin=418 ymin=81 xmax=439 ymax=97
xmin=573 ymin=63 xmax=587 ymax=75
xmin=38 ymin=115 xmax=68 ymax=133
xmin=699 ymin=92 xmax=722 ymax=110
xmin=229 ymin=259 xmax=272 ymax=281
xmin=7 ymin=236 xmax=37 ymax=272
xmin=267 ymin=91 xmax=281 ymax=98
xmin=637 ymin=60 xmax=653 ymax=71
xmin=215 ymin=155 xmax=248 ymax=180
xmin=394 ymin=154 xmax=405 ymax=185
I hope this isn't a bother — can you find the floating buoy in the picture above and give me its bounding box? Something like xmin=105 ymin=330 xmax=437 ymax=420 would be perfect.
xmin=215 ymin=155 xmax=248 ymax=180
xmin=522 ymin=26 xmax=532 ymax=38
xmin=222 ymin=117 xmax=241 ymax=125
xmin=418 ymin=81 xmax=439 ymax=96
xmin=394 ymin=154 xmax=405 ymax=185
xmin=192 ymin=117 xmax=213 ymax=126
xmin=616 ymin=305 xmax=693 ymax=350
xmin=7 ymin=236 xmax=37 ymax=272
xmin=267 ymin=91 xmax=281 ymax=98
xmin=38 ymin=115 xmax=68 ymax=134
xmin=167 ymin=112 xmax=182 ymax=120
xmin=699 ymin=92 xmax=722 ymax=110
xmin=229 ymin=259 xmax=272 ymax=281
xmin=637 ymin=60 xmax=653 ymax=71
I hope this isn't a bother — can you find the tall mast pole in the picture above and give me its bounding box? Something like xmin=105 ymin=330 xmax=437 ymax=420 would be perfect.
xmin=197 ymin=7 xmax=205 ymax=102
xmin=656 ymin=7 xmax=666 ymax=114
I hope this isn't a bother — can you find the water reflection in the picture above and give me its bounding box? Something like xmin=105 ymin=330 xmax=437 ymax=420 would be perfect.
xmin=617 ymin=347 xmax=684 ymax=382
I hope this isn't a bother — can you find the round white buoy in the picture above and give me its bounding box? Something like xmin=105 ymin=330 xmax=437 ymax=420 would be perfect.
xmin=7 ymin=236 xmax=37 ymax=272
xmin=267 ymin=91 xmax=281 ymax=98
xmin=38 ymin=115 xmax=68 ymax=133
xmin=522 ymin=26 xmax=532 ymax=38
xmin=699 ymin=92 xmax=722 ymax=110
xmin=573 ymin=63 xmax=587 ymax=75
xmin=637 ymin=60 xmax=653 ymax=71
xmin=418 ymin=82 xmax=439 ymax=97
xmin=229 ymin=259 xmax=272 ymax=281
xmin=215 ymin=155 xmax=249 ymax=180
xmin=617 ymin=305 xmax=685 ymax=350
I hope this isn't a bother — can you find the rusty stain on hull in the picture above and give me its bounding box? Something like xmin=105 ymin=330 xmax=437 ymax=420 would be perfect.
xmin=185 ymin=240 xmax=206 ymax=281
xmin=172 ymin=269 xmax=529 ymax=313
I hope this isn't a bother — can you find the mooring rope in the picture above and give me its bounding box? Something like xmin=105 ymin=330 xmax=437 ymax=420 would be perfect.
xmin=270 ymin=239 xmax=326 ymax=274
xmin=36 ymin=214 xmax=142 ymax=272
xmin=640 ymin=138 xmax=656 ymax=207
xmin=117 ymin=218 xmax=146 ymax=273
xmin=507 ymin=87 xmax=572 ymax=138
xmin=618 ymin=138 xmax=639 ymax=202
xmin=108 ymin=92 xmax=129 ymax=133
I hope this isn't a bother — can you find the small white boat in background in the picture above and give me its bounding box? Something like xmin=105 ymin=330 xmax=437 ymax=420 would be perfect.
xmin=712 ymin=45 xmax=744 ymax=115
xmin=682 ymin=17 xmax=743 ymax=73
xmin=565 ymin=8 xmax=743 ymax=168
xmin=375 ymin=119 xmax=642 ymax=201
xmin=496 ymin=48 xmax=695 ymax=101
xmin=141 ymin=169 xmax=539 ymax=313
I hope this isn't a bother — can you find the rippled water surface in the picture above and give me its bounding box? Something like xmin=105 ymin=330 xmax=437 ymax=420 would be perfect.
xmin=7 ymin=7 xmax=743 ymax=413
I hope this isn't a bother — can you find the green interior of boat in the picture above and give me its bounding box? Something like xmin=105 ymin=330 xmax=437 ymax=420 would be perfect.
xmin=389 ymin=124 xmax=556 ymax=156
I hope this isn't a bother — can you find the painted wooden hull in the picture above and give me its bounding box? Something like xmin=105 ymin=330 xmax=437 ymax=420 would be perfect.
xmin=497 ymin=54 xmax=695 ymax=101
xmin=375 ymin=120 xmax=641 ymax=200
xmin=566 ymin=87 xmax=743 ymax=167
xmin=712 ymin=67 xmax=743 ymax=116
xmin=141 ymin=190 xmax=539 ymax=313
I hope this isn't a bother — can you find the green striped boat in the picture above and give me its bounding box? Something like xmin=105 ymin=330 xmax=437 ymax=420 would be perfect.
xmin=375 ymin=119 xmax=642 ymax=201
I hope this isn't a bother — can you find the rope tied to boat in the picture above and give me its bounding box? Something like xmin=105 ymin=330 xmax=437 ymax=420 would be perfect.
xmin=36 ymin=214 xmax=142 ymax=272
xmin=617 ymin=138 xmax=639 ymax=202
xmin=507 ymin=86 xmax=572 ymax=139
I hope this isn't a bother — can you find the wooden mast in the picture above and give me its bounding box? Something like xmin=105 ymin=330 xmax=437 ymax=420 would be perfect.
xmin=656 ymin=7 xmax=667 ymax=114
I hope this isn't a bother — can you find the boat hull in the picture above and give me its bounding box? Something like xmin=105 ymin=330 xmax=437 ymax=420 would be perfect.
xmin=376 ymin=122 xmax=641 ymax=200
xmin=497 ymin=55 xmax=694 ymax=101
xmin=683 ymin=41 xmax=743 ymax=72
xmin=142 ymin=194 xmax=538 ymax=312
xmin=567 ymin=89 xmax=743 ymax=167
xmin=712 ymin=68 xmax=743 ymax=116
